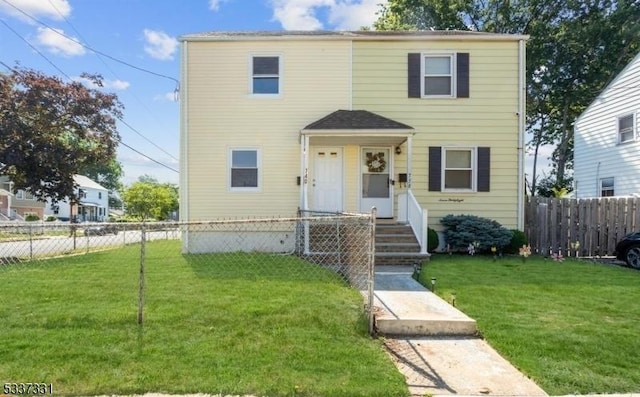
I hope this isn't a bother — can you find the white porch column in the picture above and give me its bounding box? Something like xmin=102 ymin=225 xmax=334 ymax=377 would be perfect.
xmin=300 ymin=134 xmax=310 ymax=212
xmin=406 ymin=135 xmax=413 ymax=215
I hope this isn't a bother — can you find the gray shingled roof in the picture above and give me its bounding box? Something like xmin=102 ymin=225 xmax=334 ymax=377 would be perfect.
xmin=180 ymin=30 xmax=527 ymax=41
xmin=304 ymin=110 xmax=413 ymax=130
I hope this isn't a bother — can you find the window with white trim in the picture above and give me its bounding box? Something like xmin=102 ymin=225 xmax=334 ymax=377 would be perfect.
xmin=251 ymin=56 xmax=280 ymax=95
xmin=229 ymin=149 xmax=260 ymax=191
xmin=600 ymin=177 xmax=614 ymax=197
xmin=443 ymin=148 xmax=475 ymax=191
xmin=618 ymin=114 xmax=635 ymax=143
xmin=423 ymin=54 xmax=454 ymax=97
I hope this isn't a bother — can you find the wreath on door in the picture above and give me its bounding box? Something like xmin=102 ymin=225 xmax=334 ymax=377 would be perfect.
xmin=366 ymin=152 xmax=387 ymax=173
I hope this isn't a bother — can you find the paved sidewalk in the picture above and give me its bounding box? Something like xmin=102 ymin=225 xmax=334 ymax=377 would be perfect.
xmin=374 ymin=266 xmax=547 ymax=397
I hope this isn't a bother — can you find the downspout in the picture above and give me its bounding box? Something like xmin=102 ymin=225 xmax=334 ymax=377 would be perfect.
xmin=180 ymin=41 xmax=189 ymax=247
xmin=517 ymin=39 xmax=526 ymax=230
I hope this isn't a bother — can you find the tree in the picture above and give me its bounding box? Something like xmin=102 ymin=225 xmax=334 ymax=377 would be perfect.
xmin=0 ymin=66 xmax=123 ymax=204
xmin=374 ymin=0 xmax=640 ymax=194
xmin=122 ymin=179 xmax=178 ymax=221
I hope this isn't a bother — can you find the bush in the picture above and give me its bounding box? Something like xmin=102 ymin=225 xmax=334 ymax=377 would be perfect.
xmin=45 ymin=216 xmax=57 ymax=222
xmin=428 ymin=228 xmax=439 ymax=252
xmin=25 ymin=214 xmax=40 ymax=221
xmin=440 ymin=214 xmax=513 ymax=253
xmin=505 ymin=229 xmax=528 ymax=254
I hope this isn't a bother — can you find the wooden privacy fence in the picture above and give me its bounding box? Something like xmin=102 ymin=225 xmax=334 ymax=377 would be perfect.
xmin=525 ymin=196 xmax=640 ymax=257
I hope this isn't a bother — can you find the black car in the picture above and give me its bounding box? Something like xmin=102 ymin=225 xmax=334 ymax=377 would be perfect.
xmin=84 ymin=224 xmax=119 ymax=236
xmin=615 ymin=232 xmax=640 ymax=269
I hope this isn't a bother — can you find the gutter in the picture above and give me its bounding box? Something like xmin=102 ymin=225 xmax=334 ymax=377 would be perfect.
xmin=517 ymin=39 xmax=526 ymax=230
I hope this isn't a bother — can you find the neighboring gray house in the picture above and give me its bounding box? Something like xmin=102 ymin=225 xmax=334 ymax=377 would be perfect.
xmin=45 ymin=175 xmax=109 ymax=222
xmin=574 ymin=52 xmax=640 ymax=198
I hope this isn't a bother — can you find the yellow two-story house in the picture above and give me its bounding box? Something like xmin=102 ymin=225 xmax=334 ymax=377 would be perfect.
xmin=180 ymin=31 xmax=527 ymax=252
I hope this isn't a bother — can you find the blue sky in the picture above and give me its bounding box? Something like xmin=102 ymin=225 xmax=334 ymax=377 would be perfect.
xmin=0 ymin=0 xmax=384 ymax=185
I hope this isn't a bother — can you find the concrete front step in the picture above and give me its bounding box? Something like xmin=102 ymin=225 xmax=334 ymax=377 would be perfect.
xmin=375 ymin=252 xmax=430 ymax=266
xmin=374 ymin=267 xmax=477 ymax=336
xmin=376 ymin=242 xmax=421 ymax=253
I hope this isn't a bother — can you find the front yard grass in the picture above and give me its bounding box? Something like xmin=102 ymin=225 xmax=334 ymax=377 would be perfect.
xmin=419 ymin=254 xmax=640 ymax=395
xmin=0 ymin=241 xmax=407 ymax=397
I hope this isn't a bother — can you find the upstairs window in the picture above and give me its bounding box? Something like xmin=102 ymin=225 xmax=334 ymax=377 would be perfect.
xmin=252 ymin=56 xmax=280 ymax=95
xmin=600 ymin=177 xmax=614 ymax=197
xmin=408 ymin=52 xmax=469 ymax=98
xmin=618 ymin=114 xmax=635 ymax=143
xmin=423 ymin=55 xmax=454 ymax=96
xmin=230 ymin=149 xmax=260 ymax=191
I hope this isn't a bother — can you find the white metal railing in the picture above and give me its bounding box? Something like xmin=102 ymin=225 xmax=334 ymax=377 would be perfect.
xmin=398 ymin=189 xmax=428 ymax=254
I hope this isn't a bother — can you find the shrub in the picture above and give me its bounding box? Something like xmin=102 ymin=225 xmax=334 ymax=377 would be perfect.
xmin=428 ymin=228 xmax=439 ymax=252
xmin=25 ymin=214 xmax=40 ymax=221
xmin=45 ymin=216 xmax=57 ymax=222
xmin=505 ymin=229 xmax=528 ymax=254
xmin=440 ymin=214 xmax=513 ymax=253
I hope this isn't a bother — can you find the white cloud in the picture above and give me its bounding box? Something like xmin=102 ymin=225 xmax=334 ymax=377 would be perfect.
xmin=154 ymin=92 xmax=178 ymax=102
xmin=0 ymin=0 xmax=71 ymax=22
xmin=269 ymin=0 xmax=386 ymax=30
xmin=73 ymin=76 xmax=130 ymax=91
xmin=143 ymin=29 xmax=178 ymax=61
xmin=209 ymin=0 xmax=231 ymax=11
xmin=328 ymin=0 xmax=384 ymax=30
xmin=35 ymin=27 xmax=85 ymax=56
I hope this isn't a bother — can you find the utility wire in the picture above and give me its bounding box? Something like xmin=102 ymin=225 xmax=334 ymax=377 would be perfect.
xmin=0 ymin=23 xmax=178 ymax=174
xmin=0 ymin=0 xmax=179 ymax=89
xmin=45 ymin=0 xmax=179 ymax=162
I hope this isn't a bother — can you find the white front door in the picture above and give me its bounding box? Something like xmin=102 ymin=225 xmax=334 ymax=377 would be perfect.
xmin=360 ymin=147 xmax=393 ymax=218
xmin=312 ymin=147 xmax=343 ymax=213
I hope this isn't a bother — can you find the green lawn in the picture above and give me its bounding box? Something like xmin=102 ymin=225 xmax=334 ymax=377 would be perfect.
xmin=419 ymin=254 xmax=640 ymax=395
xmin=0 ymin=242 xmax=407 ymax=397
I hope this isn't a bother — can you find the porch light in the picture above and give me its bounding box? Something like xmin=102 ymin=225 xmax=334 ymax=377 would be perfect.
xmin=395 ymin=146 xmax=402 ymax=155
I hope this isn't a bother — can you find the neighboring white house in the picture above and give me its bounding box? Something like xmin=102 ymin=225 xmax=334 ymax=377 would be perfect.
xmin=574 ymin=52 xmax=640 ymax=198
xmin=45 ymin=175 xmax=109 ymax=222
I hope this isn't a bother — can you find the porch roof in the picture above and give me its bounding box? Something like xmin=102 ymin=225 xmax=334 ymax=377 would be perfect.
xmin=301 ymin=110 xmax=414 ymax=146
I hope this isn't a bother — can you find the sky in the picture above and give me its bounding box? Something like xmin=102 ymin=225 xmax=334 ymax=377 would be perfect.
xmin=0 ymin=0 xmax=551 ymax=187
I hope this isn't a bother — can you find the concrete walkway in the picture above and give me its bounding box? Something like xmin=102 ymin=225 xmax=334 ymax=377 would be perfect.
xmin=374 ymin=265 xmax=548 ymax=397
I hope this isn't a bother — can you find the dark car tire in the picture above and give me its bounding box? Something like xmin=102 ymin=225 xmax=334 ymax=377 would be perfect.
xmin=624 ymin=244 xmax=640 ymax=269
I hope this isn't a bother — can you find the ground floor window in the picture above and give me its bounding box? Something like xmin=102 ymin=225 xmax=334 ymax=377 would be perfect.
xmin=229 ymin=148 xmax=260 ymax=191
xmin=600 ymin=177 xmax=614 ymax=197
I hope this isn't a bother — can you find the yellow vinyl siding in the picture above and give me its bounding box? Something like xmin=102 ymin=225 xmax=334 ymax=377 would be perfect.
xmin=352 ymin=40 xmax=521 ymax=229
xmin=184 ymin=40 xmax=351 ymax=219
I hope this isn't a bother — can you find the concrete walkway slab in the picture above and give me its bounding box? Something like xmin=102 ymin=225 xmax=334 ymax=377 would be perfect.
xmin=384 ymin=337 xmax=547 ymax=397
xmin=374 ymin=266 xmax=476 ymax=336
xmin=373 ymin=265 xmax=548 ymax=396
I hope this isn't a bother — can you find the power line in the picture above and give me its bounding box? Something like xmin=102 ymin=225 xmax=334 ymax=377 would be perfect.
xmin=0 ymin=23 xmax=179 ymax=174
xmin=0 ymin=0 xmax=180 ymax=89
xmin=119 ymin=141 xmax=179 ymax=173
xmin=45 ymin=0 xmax=179 ymax=163
xmin=0 ymin=18 xmax=71 ymax=79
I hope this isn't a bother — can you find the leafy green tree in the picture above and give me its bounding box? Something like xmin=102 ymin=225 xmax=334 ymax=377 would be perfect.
xmin=0 ymin=66 xmax=123 ymax=203
xmin=122 ymin=179 xmax=178 ymax=221
xmin=374 ymin=0 xmax=640 ymax=194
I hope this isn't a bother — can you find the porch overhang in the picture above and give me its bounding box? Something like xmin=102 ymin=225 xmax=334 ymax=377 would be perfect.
xmin=299 ymin=110 xmax=416 ymax=216
xmin=301 ymin=109 xmax=414 ymax=146
xmin=300 ymin=130 xmax=412 ymax=146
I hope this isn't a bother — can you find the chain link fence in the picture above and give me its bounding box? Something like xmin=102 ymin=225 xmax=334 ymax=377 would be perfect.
xmin=0 ymin=212 xmax=376 ymax=333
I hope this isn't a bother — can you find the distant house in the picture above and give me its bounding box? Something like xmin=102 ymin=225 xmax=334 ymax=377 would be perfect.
xmin=0 ymin=176 xmax=46 ymax=220
xmin=179 ymin=30 xmax=528 ymax=253
xmin=574 ymin=52 xmax=640 ymax=198
xmin=44 ymin=175 xmax=109 ymax=222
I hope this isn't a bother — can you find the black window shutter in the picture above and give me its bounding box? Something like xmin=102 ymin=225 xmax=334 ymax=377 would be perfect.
xmin=477 ymin=147 xmax=490 ymax=192
xmin=408 ymin=53 xmax=421 ymax=98
xmin=456 ymin=53 xmax=470 ymax=98
xmin=428 ymin=146 xmax=442 ymax=191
